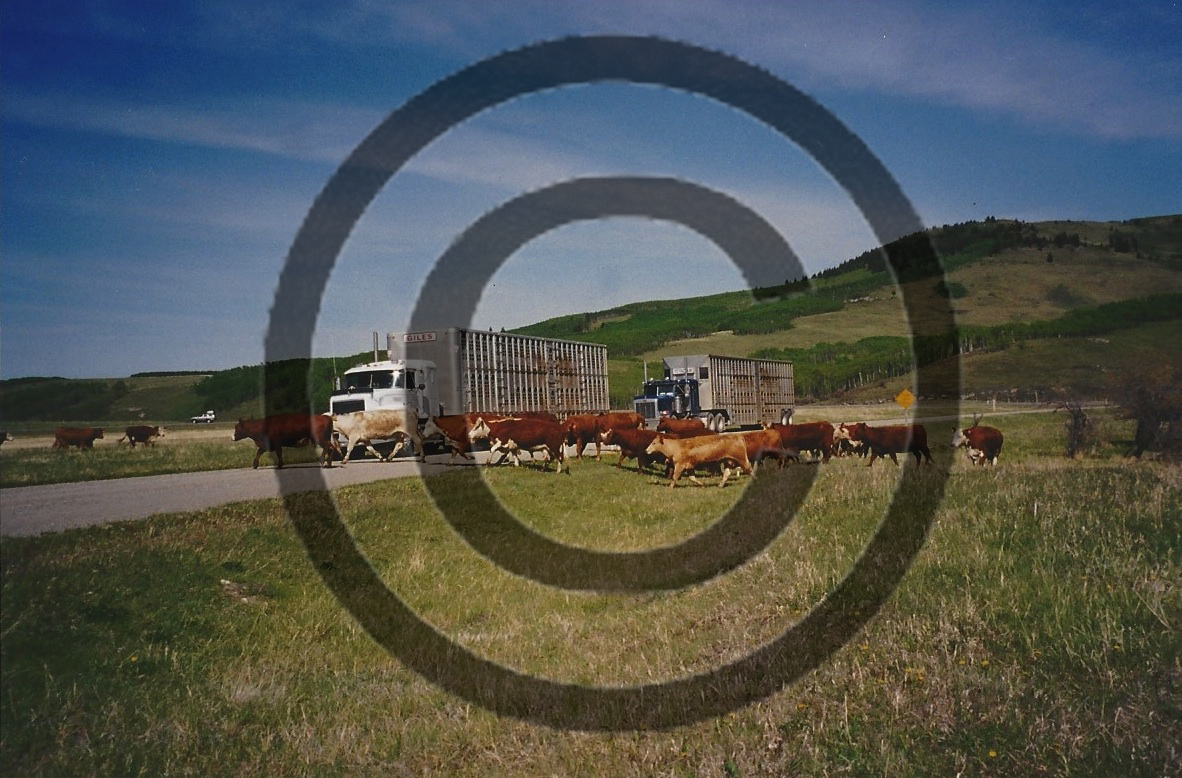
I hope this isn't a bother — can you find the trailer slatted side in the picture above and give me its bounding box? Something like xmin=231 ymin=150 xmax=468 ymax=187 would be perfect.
xmin=452 ymin=330 xmax=608 ymax=418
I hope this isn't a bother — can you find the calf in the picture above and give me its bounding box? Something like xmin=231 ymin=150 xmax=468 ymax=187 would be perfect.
xmin=836 ymin=422 xmax=932 ymax=467
xmin=331 ymin=409 xmax=425 ymax=464
xmin=232 ymin=414 xmax=337 ymax=469
xmin=52 ymin=427 xmax=104 ymax=450
xmin=469 ymin=417 xmax=569 ymax=473
xmin=600 ymin=426 xmax=663 ymax=472
xmin=952 ymin=423 xmax=1004 ymax=465
xmin=834 ymin=436 xmax=866 ymax=458
xmin=119 ymin=424 xmax=165 ymax=448
xmin=0 ymin=431 xmax=13 ymax=446
xmin=645 ymin=432 xmax=753 ymax=488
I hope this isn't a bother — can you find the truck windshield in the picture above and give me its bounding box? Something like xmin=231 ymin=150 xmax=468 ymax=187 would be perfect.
xmin=343 ymin=370 xmax=395 ymax=392
xmin=641 ymin=380 xmax=678 ymax=398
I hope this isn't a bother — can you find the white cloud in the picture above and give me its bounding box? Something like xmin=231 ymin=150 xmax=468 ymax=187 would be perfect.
xmin=3 ymin=91 xmax=384 ymax=164
xmin=347 ymin=0 xmax=1182 ymax=141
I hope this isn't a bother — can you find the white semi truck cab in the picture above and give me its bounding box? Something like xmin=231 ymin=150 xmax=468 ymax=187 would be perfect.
xmin=327 ymin=328 xmax=609 ymax=421
xmin=328 ymin=358 xmax=438 ymax=418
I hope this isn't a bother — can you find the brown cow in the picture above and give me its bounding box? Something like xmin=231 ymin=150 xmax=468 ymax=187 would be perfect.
xmin=764 ymin=421 xmax=835 ymax=463
xmin=469 ymin=417 xmax=569 ymax=473
xmin=565 ymin=411 xmax=644 ymax=460
xmin=52 ymin=427 xmax=104 ymax=450
xmin=118 ymin=425 xmax=165 ymax=448
xmin=424 ymin=412 xmax=554 ymax=463
xmin=836 ymin=422 xmax=932 ymax=467
xmin=422 ymin=414 xmax=480 ymax=464
xmin=645 ymin=432 xmax=752 ymax=488
xmin=232 ymin=414 xmax=337 ymax=469
xmin=952 ymin=423 xmax=1004 ymax=465
xmin=514 ymin=411 xmax=561 ymax=424
xmin=656 ymin=417 xmax=710 ymax=437
xmin=738 ymin=427 xmax=799 ymax=468
xmin=563 ymin=414 xmax=600 ymax=460
xmin=600 ymin=426 xmax=663 ymax=472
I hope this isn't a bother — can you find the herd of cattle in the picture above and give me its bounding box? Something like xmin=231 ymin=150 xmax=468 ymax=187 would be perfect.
xmin=19 ymin=412 xmax=1004 ymax=486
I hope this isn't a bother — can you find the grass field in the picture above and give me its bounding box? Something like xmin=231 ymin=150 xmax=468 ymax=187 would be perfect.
xmin=0 ymin=425 xmax=326 ymax=489
xmin=2 ymin=409 xmax=1178 ymax=775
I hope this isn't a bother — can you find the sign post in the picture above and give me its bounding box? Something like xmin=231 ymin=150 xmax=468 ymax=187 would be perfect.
xmin=895 ymin=388 xmax=915 ymax=420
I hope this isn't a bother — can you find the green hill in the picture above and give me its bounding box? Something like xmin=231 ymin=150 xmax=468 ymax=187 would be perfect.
xmin=513 ymin=215 xmax=1182 ymax=405
xmin=2 ymin=215 xmax=1179 ymax=421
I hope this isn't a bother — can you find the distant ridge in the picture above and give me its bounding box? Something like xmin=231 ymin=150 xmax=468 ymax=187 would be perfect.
xmin=2 ymin=216 xmax=1178 ymax=419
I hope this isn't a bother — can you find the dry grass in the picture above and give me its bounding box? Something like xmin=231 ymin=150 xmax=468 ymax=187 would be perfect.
xmin=639 ymin=244 xmax=1181 ymax=361
xmin=2 ymin=409 xmax=1179 ymax=775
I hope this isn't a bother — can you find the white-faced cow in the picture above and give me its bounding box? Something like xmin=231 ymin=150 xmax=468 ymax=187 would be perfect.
xmin=469 ymin=416 xmax=569 ymax=473
xmin=600 ymin=426 xmax=663 ymax=472
xmin=836 ymin=422 xmax=932 ymax=467
xmin=952 ymin=421 xmax=1004 ymax=466
xmin=331 ymin=409 xmax=425 ymax=464
xmin=119 ymin=425 xmax=165 ymax=448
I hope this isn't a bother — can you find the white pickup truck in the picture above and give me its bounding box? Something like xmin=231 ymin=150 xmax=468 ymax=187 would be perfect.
xmin=189 ymin=410 xmax=216 ymax=424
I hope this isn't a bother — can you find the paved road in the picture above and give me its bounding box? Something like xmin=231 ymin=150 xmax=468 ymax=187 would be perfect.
xmin=0 ymin=456 xmax=489 ymax=537
xmin=1 ymin=405 xmax=1070 ymax=538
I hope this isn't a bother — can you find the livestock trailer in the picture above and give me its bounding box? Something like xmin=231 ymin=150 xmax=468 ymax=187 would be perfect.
xmin=328 ymin=328 xmax=609 ymax=420
xmin=633 ymin=354 xmax=795 ymax=430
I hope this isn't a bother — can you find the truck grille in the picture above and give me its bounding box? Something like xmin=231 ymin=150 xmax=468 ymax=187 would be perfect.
xmin=331 ymin=399 xmax=366 ymax=414
xmin=634 ymin=398 xmax=659 ymax=422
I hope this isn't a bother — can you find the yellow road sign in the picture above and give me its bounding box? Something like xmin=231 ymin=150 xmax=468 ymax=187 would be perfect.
xmin=895 ymin=389 xmax=915 ymax=410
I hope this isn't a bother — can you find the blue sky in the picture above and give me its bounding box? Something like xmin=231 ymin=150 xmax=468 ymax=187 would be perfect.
xmin=2 ymin=1 xmax=1180 ymax=378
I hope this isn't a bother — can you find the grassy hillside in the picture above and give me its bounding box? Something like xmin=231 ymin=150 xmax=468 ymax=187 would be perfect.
xmin=3 ymin=216 xmax=1178 ymax=420
xmin=0 ymin=355 xmax=374 ymax=425
xmin=606 ymin=216 xmax=1182 ymax=402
